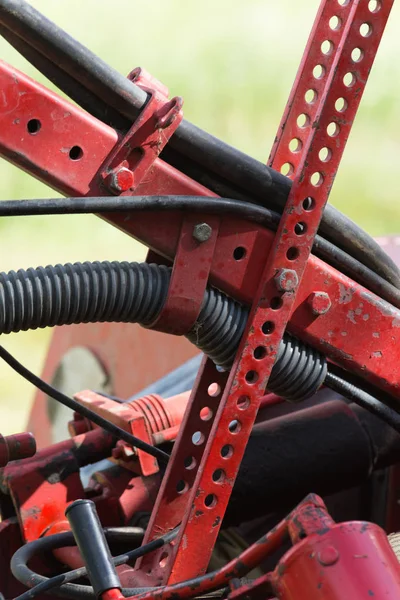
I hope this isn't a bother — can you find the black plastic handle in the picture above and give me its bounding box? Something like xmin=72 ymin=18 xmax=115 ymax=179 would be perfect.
xmin=65 ymin=499 xmax=121 ymax=596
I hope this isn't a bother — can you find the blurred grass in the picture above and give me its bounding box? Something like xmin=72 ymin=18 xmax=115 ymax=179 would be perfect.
xmin=0 ymin=0 xmax=400 ymax=433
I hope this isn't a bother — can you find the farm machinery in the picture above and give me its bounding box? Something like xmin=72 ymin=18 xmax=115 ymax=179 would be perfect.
xmin=0 ymin=0 xmax=400 ymax=597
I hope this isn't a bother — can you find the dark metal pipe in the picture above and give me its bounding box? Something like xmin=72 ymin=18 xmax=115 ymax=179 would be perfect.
xmin=225 ymin=400 xmax=400 ymax=526
xmin=0 ymin=0 xmax=399 ymax=288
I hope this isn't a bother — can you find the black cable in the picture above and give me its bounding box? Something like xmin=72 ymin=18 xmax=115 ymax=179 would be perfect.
xmin=325 ymin=369 xmax=400 ymax=434
xmin=0 ymin=345 xmax=169 ymax=464
xmin=0 ymin=0 xmax=399 ymax=288
xmin=11 ymin=527 xmax=178 ymax=600
xmin=0 ymin=195 xmax=398 ymax=309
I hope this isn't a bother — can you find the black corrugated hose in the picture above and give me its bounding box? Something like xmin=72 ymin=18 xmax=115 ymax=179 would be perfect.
xmin=0 ymin=260 xmax=326 ymax=401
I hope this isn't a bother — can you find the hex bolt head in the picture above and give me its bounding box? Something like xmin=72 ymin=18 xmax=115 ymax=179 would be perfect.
xmin=308 ymin=291 xmax=331 ymax=315
xmin=193 ymin=222 xmax=212 ymax=243
xmin=108 ymin=167 xmax=134 ymax=194
xmin=274 ymin=269 xmax=299 ymax=293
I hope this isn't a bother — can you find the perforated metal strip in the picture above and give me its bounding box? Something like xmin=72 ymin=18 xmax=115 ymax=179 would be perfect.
xmin=139 ymin=0 xmax=393 ymax=585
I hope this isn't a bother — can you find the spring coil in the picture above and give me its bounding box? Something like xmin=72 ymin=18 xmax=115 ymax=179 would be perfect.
xmin=0 ymin=261 xmax=326 ymax=401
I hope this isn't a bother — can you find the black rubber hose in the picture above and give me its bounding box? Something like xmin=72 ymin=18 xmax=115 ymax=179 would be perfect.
xmin=11 ymin=528 xmax=177 ymax=600
xmin=0 ymin=24 xmax=129 ymax=132
xmin=0 ymin=259 xmax=327 ymax=400
xmin=0 ymin=0 xmax=398 ymax=288
xmin=0 ymin=344 xmax=170 ymax=463
xmin=0 ymin=195 xmax=399 ymax=309
xmin=324 ymin=370 xmax=400 ymax=433
xmin=0 ymin=260 xmax=243 ymax=368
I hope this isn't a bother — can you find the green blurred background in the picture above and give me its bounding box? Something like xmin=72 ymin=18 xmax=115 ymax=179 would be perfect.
xmin=0 ymin=0 xmax=399 ymax=433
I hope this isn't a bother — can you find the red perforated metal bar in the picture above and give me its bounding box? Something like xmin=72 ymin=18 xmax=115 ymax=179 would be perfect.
xmin=138 ymin=0 xmax=394 ymax=584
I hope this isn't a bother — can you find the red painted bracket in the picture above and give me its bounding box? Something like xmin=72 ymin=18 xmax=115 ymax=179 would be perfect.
xmin=147 ymin=215 xmax=220 ymax=335
xmin=100 ymin=68 xmax=183 ymax=195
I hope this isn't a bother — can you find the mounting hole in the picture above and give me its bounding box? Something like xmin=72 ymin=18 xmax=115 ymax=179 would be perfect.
xmin=254 ymin=346 xmax=267 ymax=360
xmin=343 ymin=72 xmax=356 ymax=87
xmin=233 ymin=246 xmax=247 ymax=261
xmin=368 ymin=0 xmax=381 ymax=12
xmin=159 ymin=552 xmax=169 ymax=568
xmin=184 ymin=455 xmax=196 ymax=470
xmin=270 ymin=296 xmax=283 ymax=310
xmin=297 ymin=113 xmax=310 ymax=128
xmin=245 ymin=370 xmax=259 ymax=384
xmin=280 ymin=162 xmax=294 ymax=176
xmin=319 ymin=147 xmax=332 ymax=162
xmin=204 ymin=494 xmax=217 ymax=508
xmin=351 ymin=47 xmax=364 ymax=63
xmin=289 ymin=137 xmax=302 ymax=153
xmin=360 ymin=23 xmax=373 ymax=37
xmin=329 ymin=16 xmax=341 ymax=31
xmin=262 ymin=320 xmax=275 ymax=334
xmin=200 ymin=406 xmax=213 ymax=421
xmin=287 ymin=247 xmax=299 ymax=261
xmin=237 ymin=395 xmax=250 ymax=410
xmin=338 ymin=0 xmax=350 ymax=5
xmin=313 ymin=64 xmax=325 ymax=80
xmin=27 ymin=119 xmax=41 ymax=134
xmin=69 ymin=146 xmax=83 ymax=161
xmin=212 ymin=468 xmax=226 ymax=483
xmin=176 ymin=480 xmax=188 ymax=494
xmin=208 ymin=383 xmax=221 ymax=398
xmin=311 ymin=172 xmax=324 ymax=187
xmin=294 ymin=221 xmax=307 ymax=236
xmin=321 ymin=40 xmax=334 ymax=55
xmin=304 ymin=90 xmax=317 ymax=105
xmin=221 ymin=444 xmax=233 ymax=459
xmin=327 ymin=122 xmax=340 ymax=137
xmin=335 ymin=97 xmax=348 ymax=112
xmin=229 ymin=419 xmax=241 ymax=434
xmin=192 ymin=431 xmax=205 ymax=446
xmin=302 ymin=196 xmax=315 ymax=211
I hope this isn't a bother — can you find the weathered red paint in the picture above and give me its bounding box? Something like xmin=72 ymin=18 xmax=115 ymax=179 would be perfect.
xmin=0 ymin=0 xmax=397 ymax=595
xmin=140 ymin=0 xmax=396 ymax=584
xmin=0 ymin=432 xmax=36 ymax=467
xmin=72 ymin=389 xmax=191 ymax=475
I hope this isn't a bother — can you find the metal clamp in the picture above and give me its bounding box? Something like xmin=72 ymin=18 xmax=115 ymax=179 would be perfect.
xmin=100 ymin=67 xmax=183 ymax=194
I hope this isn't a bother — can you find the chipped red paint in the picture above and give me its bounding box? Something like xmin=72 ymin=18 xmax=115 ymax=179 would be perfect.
xmin=0 ymin=0 xmax=398 ymax=595
xmin=140 ymin=0 xmax=397 ymax=584
xmin=0 ymin=432 xmax=36 ymax=467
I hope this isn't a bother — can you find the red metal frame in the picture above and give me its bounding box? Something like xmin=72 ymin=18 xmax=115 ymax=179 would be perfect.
xmin=0 ymin=0 xmax=399 ymax=595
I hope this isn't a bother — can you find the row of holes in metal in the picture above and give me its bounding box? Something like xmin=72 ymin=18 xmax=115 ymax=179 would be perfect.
xmin=26 ymin=118 xmax=83 ymax=160
xmin=158 ymin=0 xmax=382 ymax=568
xmin=280 ymin=2 xmax=380 ymax=180
xmin=165 ymin=0 xmax=383 ymax=566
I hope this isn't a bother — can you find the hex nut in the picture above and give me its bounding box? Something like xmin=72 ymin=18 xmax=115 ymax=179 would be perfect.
xmin=193 ymin=222 xmax=212 ymax=243
xmin=308 ymin=291 xmax=331 ymax=315
xmin=274 ymin=269 xmax=299 ymax=292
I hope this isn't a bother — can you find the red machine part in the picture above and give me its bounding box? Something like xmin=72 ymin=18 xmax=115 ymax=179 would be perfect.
xmin=114 ymin=496 xmax=400 ymax=600
xmin=72 ymin=389 xmax=190 ymax=476
xmin=70 ymin=389 xmax=280 ymax=476
xmin=227 ymin=495 xmax=400 ymax=600
xmin=0 ymin=432 xmax=36 ymax=467
xmin=1 ymin=61 xmax=400 ymax=398
xmin=0 ymin=0 xmax=398 ymax=596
